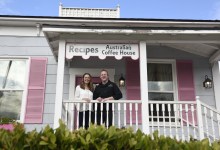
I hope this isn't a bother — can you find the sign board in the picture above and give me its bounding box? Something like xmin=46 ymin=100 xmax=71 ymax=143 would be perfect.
xmin=66 ymin=44 xmax=139 ymax=60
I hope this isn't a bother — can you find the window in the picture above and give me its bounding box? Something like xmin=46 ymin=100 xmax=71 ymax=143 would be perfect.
xmin=148 ymin=60 xmax=177 ymax=122
xmin=0 ymin=59 xmax=27 ymax=120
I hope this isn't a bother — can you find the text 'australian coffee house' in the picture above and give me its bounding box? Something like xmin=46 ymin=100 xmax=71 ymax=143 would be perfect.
xmin=66 ymin=44 xmax=139 ymax=60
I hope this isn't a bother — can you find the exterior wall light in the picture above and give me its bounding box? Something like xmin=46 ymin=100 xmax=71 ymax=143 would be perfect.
xmin=119 ymin=74 xmax=125 ymax=87
xmin=203 ymin=75 xmax=212 ymax=88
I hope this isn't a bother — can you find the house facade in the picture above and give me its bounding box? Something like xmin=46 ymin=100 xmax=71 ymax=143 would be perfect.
xmin=1 ymin=7 xmax=220 ymax=140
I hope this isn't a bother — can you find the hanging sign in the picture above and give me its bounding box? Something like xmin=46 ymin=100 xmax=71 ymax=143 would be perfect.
xmin=66 ymin=43 xmax=139 ymax=60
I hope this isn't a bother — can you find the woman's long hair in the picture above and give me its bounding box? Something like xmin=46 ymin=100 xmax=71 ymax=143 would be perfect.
xmin=80 ymin=73 xmax=94 ymax=92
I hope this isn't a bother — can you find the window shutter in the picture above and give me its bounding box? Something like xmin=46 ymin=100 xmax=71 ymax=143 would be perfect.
xmin=176 ymin=60 xmax=196 ymax=125
xmin=24 ymin=58 xmax=47 ymax=123
xmin=126 ymin=58 xmax=141 ymax=123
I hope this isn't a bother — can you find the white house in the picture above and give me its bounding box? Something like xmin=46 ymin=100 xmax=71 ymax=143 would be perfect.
xmin=1 ymin=4 xmax=220 ymax=142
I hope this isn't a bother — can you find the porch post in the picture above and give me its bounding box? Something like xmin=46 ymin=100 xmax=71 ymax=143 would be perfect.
xmin=196 ymin=96 xmax=204 ymax=140
xmin=212 ymin=61 xmax=220 ymax=111
xmin=139 ymin=41 xmax=149 ymax=134
xmin=53 ymin=40 xmax=66 ymax=129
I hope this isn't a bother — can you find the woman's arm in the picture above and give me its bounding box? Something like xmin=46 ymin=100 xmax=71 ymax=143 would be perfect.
xmin=74 ymin=85 xmax=81 ymax=100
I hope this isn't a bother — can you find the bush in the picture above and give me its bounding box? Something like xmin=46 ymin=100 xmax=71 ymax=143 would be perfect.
xmin=0 ymin=120 xmax=220 ymax=150
xmin=0 ymin=117 xmax=15 ymax=125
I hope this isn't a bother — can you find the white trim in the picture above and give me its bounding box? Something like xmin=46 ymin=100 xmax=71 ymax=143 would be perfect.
xmin=69 ymin=68 xmax=115 ymax=101
xmin=3 ymin=16 xmax=220 ymax=26
xmin=209 ymin=50 xmax=220 ymax=63
xmin=0 ymin=57 xmax=30 ymax=123
xmin=54 ymin=40 xmax=66 ymax=129
xmin=0 ymin=56 xmax=30 ymax=59
xmin=212 ymin=61 xmax=220 ymax=111
xmin=146 ymin=40 xmax=220 ymax=44
xmin=147 ymin=59 xmax=178 ymax=102
xmin=43 ymin=27 xmax=220 ymax=35
xmin=20 ymin=57 xmax=30 ymax=123
xmin=147 ymin=59 xmax=179 ymax=126
xmin=140 ymin=41 xmax=149 ymax=134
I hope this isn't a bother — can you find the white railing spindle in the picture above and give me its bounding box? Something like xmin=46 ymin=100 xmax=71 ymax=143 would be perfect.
xmin=129 ymin=103 xmax=132 ymax=126
xmin=89 ymin=103 xmax=92 ymax=127
xmin=210 ymin=110 xmax=215 ymax=140
xmin=174 ymin=104 xmax=179 ymax=140
xmin=218 ymin=114 xmax=220 ymax=139
xmin=204 ymin=107 xmax=209 ymax=139
xmin=135 ymin=103 xmax=138 ymax=130
xmin=156 ymin=103 xmax=160 ymax=136
xmin=100 ymin=103 xmax=103 ymax=125
xmin=180 ymin=104 xmax=185 ymax=141
xmin=118 ymin=103 xmax=121 ymax=128
xmin=112 ymin=103 xmax=115 ymax=126
xmin=191 ymin=104 xmax=196 ymax=139
xmin=106 ymin=103 xmax=109 ymax=128
xmin=124 ymin=103 xmax=126 ymax=127
xmin=168 ymin=104 xmax=172 ymax=138
xmin=150 ymin=103 xmax=154 ymax=138
xmin=185 ymin=104 xmax=190 ymax=141
xmin=162 ymin=103 xmax=166 ymax=137
xmin=76 ymin=103 xmax=80 ymax=129
xmin=94 ymin=103 xmax=97 ymax=124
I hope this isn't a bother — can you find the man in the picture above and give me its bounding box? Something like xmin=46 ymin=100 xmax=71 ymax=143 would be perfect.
xmin=92 ymin=69 xmax=122 ymax=127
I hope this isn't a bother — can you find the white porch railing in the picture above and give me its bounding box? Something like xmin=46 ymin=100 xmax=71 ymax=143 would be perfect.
xmin=62 ymin=97 xmax=220 ymax=141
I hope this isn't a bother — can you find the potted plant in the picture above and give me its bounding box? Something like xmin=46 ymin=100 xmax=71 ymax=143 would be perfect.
xmin=0 ymin=117 xmax=14 ymax=131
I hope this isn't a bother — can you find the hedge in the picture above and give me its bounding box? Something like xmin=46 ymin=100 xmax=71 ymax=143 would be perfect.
xmin=0 ymin=120 xmax=220 ymax=150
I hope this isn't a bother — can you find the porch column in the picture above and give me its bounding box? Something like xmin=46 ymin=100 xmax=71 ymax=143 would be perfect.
xmin=212 ymin=61 xmax=220 ymax=111
xmin=139 ymin=41 xmax=149 ymax=134
xmin=53 ymin=40 xmax=66 ymax=129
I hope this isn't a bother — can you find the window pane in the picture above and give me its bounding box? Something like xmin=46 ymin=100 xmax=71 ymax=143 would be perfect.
xmin=149 ymin=92 xmax=174 ymax=101
xmin=148 ymin=63 xmax=173 ymax=91
xmin=5 ymin=60 xmax=26 ymax=89
xmin=0 ymin=60 xmax=10 ymax=89
xmin=148 ymin=81 xmax=173 ymax=91
xmin=0 ymin=91 xmax=22 ymax=120
xmin=148 ymin=63 xmax=173 ymax=81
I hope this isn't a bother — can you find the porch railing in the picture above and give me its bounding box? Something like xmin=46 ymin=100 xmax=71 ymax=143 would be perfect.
xmin=62 ymin=97 xmax=220 ymax=141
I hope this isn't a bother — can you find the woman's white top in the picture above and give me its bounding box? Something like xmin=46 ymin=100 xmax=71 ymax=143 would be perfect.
xmin=74 ymin=85 xmax=93 ymax=111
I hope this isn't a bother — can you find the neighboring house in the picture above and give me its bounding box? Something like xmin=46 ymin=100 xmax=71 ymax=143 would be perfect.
xmin=0 ymin=4 xmax=220 ymax=141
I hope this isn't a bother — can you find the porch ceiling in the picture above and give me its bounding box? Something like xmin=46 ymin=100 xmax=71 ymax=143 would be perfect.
xmin=43 ymin=27 xmax=220 ymax=63
xmin=164 ymin=43 xmax=218 ymax=57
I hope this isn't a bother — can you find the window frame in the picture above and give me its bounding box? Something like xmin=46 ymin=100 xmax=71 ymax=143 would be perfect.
xmin=147 ymin=59 xmax=179 ymax=126
xmin=0 ymin=56 xmax=30 ymax=123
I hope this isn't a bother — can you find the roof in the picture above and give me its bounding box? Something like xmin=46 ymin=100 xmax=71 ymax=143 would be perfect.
xmin=1 ymin=15 xmax=220 ymax=63
xmin=1 ymin=15 xmax=220 ymax=28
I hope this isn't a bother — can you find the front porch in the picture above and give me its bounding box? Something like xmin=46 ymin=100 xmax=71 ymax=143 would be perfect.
xmin=62 ymin=98 xmax=220 ymax=142
xmin=41 ymin=18 xmax=220 ymax=142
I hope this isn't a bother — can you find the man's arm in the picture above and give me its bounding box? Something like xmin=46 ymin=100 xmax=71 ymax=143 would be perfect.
xmin=112 ymin=83 xmax=122 ymax=100
xmin=93 ymin=85 xmax=103 ymax=102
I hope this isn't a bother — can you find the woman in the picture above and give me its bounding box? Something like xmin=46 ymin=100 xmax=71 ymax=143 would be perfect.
xmin=74 ymin=73 xmax=94 ymax=129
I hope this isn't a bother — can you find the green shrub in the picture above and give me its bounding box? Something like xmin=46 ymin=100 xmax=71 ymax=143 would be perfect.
xmin=0 ymin=120 xmax=219 ymax=150
xmin=0 ymin=117 xmax=15 ymax=125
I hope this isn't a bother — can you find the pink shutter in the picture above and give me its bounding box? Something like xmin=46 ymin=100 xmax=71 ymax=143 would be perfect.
xmin=24 ymin=58 xmax=47 ymax=123
xmin=126 ymin=58 xmax=141 ymax=123
xmin=176 ymin=60 xmax=197 ymax=125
